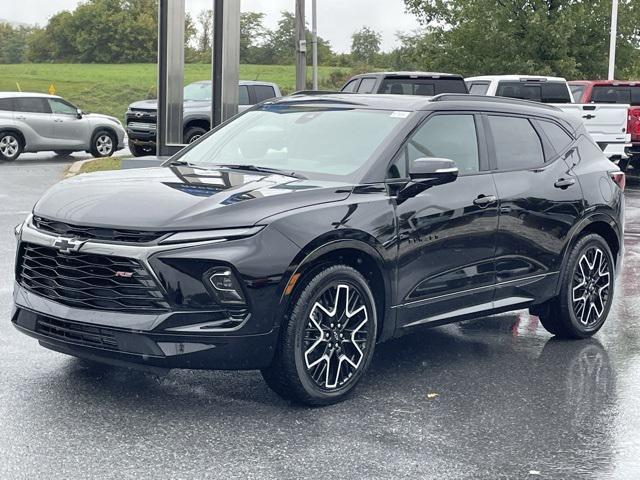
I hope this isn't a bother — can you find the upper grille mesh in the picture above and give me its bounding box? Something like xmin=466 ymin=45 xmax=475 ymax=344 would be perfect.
xmin=18 ymin=243 xmax=170 ymax=313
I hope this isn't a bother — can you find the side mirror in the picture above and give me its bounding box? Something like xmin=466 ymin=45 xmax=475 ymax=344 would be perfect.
xmin=76 ymin=108 xmax=83 ymax=119
xmin=398 ymin=157 xmax=459 ymax=202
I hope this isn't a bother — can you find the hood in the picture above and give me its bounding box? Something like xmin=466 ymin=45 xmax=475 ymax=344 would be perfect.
xmin=84 ymin=112 xmax=122 ymax=126
xmin=33 ymin=166 xmax=353 ymax=231
xmin=128 ymin=99 xmax=211 ymax=111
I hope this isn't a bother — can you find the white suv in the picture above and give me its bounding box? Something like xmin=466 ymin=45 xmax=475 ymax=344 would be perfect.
xmin=0 ymin=92 xmax=125 ymax=161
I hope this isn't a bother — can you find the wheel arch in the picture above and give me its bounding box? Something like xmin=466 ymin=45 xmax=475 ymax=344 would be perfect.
xmin=91 ymin=126 xmax=117 ymax=143
xmin=183 ymin=118 xmax=210 ymax=132
xmin=276 ymin=235 xmax=395 ymax=343
xmin=557 ymin=212 xmax=622 ymax=292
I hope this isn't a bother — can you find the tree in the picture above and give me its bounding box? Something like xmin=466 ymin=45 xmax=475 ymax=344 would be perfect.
xmin=402 ymin=0 xmax=640 ymax=79
xmin=0 ymin=23 xmax=32 ymax=63
xmin=240 ymin=12 xmax=267 ymax=63
xmin=351 ymin=27 xmax=381 ymax=65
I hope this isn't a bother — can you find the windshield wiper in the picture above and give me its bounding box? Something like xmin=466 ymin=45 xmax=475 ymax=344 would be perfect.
xmin=215 ymin=164 xmax=306 ymax=179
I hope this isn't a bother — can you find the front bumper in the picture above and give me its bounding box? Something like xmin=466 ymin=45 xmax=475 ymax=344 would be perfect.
xmin=12 ymin=299 xmax=277 ymax=371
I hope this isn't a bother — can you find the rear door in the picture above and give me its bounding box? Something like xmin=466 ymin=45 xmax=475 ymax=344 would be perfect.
xmin=487 ymin=114 xmax=584 ymax=307
xmin=13 ymin=97 xmax=55 ymax=149
xmin=48 ymin=98 xmax=89 ymax=149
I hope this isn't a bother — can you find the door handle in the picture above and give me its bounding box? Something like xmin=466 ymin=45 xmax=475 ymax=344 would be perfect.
xmin=473 ymin=194 xmax=497 ymax=207
xmin=554 ymin=178 xmax=576 ymax=189
xmin=15 ymin=115 xmax=26 ymax=120
xmin=582 ymin=114 xmax=596 ymax=120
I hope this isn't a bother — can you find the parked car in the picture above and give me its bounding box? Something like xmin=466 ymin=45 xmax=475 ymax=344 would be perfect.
xmin=340 ymin=72 xmax=468 ymax=95
xmin=465 ymin=75 xmax=632 ymax=161
xmin=13 ymin=93 xmax=624 ymax=405
xmin=569 ymin=80 xmax=640 ymax=169
xmin=126 ymin=80 xmax=281 ymax=157
xmin=0 ymin=92 xmax=125 ymax=161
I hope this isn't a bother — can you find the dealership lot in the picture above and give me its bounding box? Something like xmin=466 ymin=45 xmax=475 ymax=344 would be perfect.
xmin=2 ymin=161 xmax=640 ymax=479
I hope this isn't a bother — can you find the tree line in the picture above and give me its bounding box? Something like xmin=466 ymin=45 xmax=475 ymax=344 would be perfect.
xmin=1 ymin=0 xmax=639 ymax=80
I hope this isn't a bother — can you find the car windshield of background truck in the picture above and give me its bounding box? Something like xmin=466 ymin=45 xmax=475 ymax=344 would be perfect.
xmin=177 ymin=105 xmax=409 ymax=180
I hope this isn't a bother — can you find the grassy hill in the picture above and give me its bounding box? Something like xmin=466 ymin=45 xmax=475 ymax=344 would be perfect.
xmin=0 ymin=63 xmax=352 ymax=120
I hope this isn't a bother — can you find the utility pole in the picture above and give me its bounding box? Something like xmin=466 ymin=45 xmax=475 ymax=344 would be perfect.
xmin=311 ymin=0 xmax=318 ymax=90
xmin=295 ymin=0 xmax=307 ymax=91
xmin=608 ymin=0 xmax=619 ymax=80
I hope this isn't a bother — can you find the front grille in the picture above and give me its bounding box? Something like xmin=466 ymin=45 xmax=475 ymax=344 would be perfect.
xmin=127 ymin=121 xmax=156 ymax=131
xmin=36 ymin=317 xmax=119 ymax=349
xmin=18 ymin=243 xmax=170 ymax=313
xmin=33 ymin=216 xmax=165 ymax=244
xmin=126 ymin=109 xmax=157 ymax=125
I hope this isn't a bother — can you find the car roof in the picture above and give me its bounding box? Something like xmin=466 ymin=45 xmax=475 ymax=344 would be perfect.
xmin=351 ymin=71 xmax=464 ymax=79
xmin=568 ymin=80 xmax=640 ymax=86
xmin=0 ymin=92 xmax=60 ymax=99
xmin=466 ymin=75 xmax=568 ymax=82
xmin=190 ymin=80 xmax=279 ymax=87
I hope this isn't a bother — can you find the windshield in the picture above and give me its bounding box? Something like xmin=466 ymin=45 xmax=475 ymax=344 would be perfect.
xmin=184 ymin=82 xmax=212 ymax=102
xmin=174 ymin=104 xmax=410 ymax=181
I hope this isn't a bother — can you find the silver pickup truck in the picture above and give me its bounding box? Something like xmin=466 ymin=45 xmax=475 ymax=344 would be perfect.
xmin=125 ymin=80 xmax=281 ymax=156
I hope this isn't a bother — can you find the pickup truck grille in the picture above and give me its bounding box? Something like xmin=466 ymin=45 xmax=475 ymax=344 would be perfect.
xmin=18 ymin=243 xmax=170 ymax=313
xmin=33 ymin=216 xmax=165 ymax=244
xmin=126 ymin=109 xmax=157 ymax=126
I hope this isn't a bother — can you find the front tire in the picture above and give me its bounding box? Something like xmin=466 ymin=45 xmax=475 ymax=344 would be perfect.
xmin=183 ymin=126 xmax=207 ymax=144
xmin=262 ymin=265 xmax=377 ymax=406
xmin=128 ymin=140 xmax=155 ymax=157
xmin=538 ymin=234 xmax=615 ymax=339
xmin=90 ymin=130 xmax=116 ymax=158
xmin=0 ymin=131 xmax=23 ymax=161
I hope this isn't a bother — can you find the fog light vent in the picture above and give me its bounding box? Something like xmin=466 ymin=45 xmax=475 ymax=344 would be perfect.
xmin=207 ymin=268 xmax=246 ymax=305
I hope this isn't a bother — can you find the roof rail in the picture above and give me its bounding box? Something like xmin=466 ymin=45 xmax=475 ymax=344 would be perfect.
xmin=290 ymin=90 xmax=350 ymax=96
xmin=431 ymin=93 xmax=562 ymax=111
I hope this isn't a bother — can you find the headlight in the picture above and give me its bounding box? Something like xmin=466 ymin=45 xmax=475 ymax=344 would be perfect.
xmin=159 ymin=226 xmax=264 ymax=245
xmin=14 ymin=222 xmax=23 ymax=239
xmin=206 ymin=267 xmax=246 ymax=305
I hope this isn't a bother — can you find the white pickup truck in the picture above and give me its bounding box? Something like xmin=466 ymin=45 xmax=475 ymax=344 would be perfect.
xmin=465 ymin=75 xmax=631 ymax=161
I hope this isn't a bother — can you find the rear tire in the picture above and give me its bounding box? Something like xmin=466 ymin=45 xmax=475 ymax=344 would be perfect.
xmin=261 ymin=265 xmax=377 ymax=406
xmin=0 ymin=131 xmax=23 ymax=161
xmin=90 ymin=130 xmax=116 ymax=158
xmin=183 ymin=126 xmax=207 ymax=144
xmin=538 ymin=234 xmax=615 ymax=339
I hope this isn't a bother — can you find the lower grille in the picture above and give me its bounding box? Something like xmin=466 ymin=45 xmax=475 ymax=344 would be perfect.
xmin=36 ymin=317 xmax=119 ymax=349
xmin=18 ymin=243 xmax=170 ymax=313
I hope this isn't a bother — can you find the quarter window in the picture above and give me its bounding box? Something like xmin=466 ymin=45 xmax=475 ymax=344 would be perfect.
xmin=536 ymin=120 xmax=574 ymax=156
xmin=390 ymin=114 xmax=480 ymax=178
xmin=468 ymin=82 xmax=490 ymax=95
xmin=14 ymin=97 xmax=50 ymax=114
xmin=341 ymin=79 xmax=360 ymax=93
xmin=239 ymin=86 xmax=250 ymax=105
xmin=488 ymin=116 xmax=545 ymax=170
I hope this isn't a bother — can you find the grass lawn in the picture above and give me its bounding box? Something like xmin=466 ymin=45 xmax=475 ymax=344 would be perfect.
xmin=0 ymin=63 xmax=352 ymax=121
xmin=78 ymin=157 xmax=122 ymax=174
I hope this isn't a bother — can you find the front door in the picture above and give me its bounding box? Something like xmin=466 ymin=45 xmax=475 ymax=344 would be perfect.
xmin=48 ymin=98 xmax=89 ymax=150
xmin=390 ymin=112 xmax=499 ymax=328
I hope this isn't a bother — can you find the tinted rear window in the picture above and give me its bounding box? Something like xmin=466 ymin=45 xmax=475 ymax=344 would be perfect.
xmin=592 ymin=85 xmax=640 ymax=106
xmin=536 ymin=120 xmax=574 ymax=155
xmin=496 ymin=81 xmax=572 ymax=103
xmin=0 ymin=98 xmax=13 ymax=111
xmin=14 ymin=97 xmax=51 ymax=114
xmin=253 ymin=85 xmax=276 ymax=103
xmin=380 ymin=77 xmax=467 ymax=96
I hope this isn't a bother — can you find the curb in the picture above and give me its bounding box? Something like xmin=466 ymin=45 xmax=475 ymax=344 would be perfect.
xmin=64 ymin=158 xmax=96 ymax=178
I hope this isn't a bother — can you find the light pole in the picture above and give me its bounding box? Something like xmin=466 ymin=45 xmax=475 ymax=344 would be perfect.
xmin=295 ymin=0 xmax=307 ymax=91
xmin=312 ymin=0 xmax=318 ymax=90
xmin=608 ymin=0 xmax=619 ymax=80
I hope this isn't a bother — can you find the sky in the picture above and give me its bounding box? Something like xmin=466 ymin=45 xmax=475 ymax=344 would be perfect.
xmin=2 ymin=0 xmax=422 ymax=53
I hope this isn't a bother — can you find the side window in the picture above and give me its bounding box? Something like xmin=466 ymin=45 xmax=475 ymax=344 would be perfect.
xmin=488 ymin=115 xmax=544 ymax=170
xmin=468 ymin=82 xmax=490 ymax=95
xmin=389 ymin=114 xmax=480 ymax=178
xmin=48 ymin=98 xmax=78 ymax=115
xmin=253 ymin=85 xmax=276 ymax=103
xmin=14 ymin=97 xmax=51 ymax=114
xmin=536 ymin=120 xmax=574 ymax=156
xmin=357 ymin=78 xmax=377 ymax=94
xmin=0 ymin=98 xmax=13 ymax=111
xmin=341 ymin=79 xmax=360 ymax=93
xmin=238 ymin=86 xmax=250 ymax=105
xmin=631 ymin=86 xmax=640 ymax=106
xmin=570 ymin=84 xmax=586 ymax=102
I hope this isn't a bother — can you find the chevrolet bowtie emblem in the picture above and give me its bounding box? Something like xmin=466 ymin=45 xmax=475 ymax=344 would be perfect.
xmin=52 ymin=236 xmax=83 ymax=254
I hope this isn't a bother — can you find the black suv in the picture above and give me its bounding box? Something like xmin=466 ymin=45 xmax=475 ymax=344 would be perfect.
xmin=12 ymin=93 xmax=624 ymax=405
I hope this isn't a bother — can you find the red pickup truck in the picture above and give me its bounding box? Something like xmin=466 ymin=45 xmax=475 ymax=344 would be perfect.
xmin=569 ymin=80 xmax=640 ymax=169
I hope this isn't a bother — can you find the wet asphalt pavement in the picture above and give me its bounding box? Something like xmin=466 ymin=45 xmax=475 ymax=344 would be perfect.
xmin=2 ymin=161 xmax=640 ymax=480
